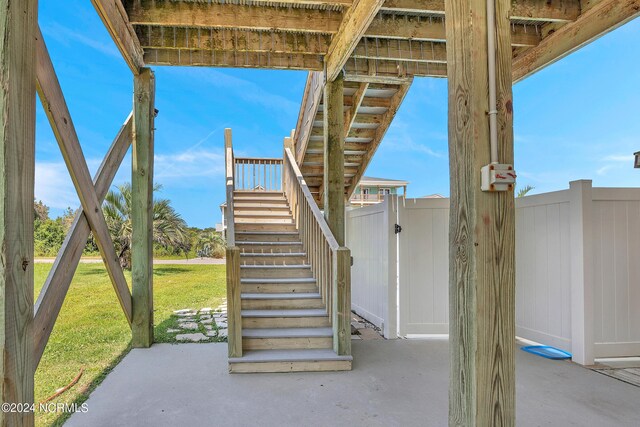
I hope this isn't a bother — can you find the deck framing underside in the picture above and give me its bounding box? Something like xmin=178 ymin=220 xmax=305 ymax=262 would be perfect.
xmin=105 ymin=0 xmax=640 ymax=203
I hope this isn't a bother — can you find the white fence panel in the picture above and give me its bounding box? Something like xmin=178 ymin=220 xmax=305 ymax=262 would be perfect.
xmin=515 ymin=191 xmax=572 ymax=352
xmin=346 ymin=198 xmax=397 ymax=338
xmin=591 ymin=189 xmax=640 ymax=358
xmin=398 ymin=198 xmax=450 ymax=335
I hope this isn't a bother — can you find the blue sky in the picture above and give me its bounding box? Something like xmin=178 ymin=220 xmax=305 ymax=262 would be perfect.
xmin=36 ymin=2 xmax=639 ymax=228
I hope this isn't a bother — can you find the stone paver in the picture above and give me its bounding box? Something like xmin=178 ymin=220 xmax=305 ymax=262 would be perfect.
xmin=165 ymin=299 xmax=228 ymax=343
xmin=176 ymin=333 xmax=207 ymax=342
xmin=178 ymin=322 xmax=199 ymax=331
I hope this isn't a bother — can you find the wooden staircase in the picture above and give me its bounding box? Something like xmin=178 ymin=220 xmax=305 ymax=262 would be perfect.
xmin=227 ymin=188 xmax=352 ymax=373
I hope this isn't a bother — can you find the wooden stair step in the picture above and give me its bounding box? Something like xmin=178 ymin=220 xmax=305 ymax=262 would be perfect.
xmin=242 ymin=327 xmax=333 ymax=350
xmin=241 ymin=277 xmax=318 ymax=293
xmin=240 ymin=292 xmax=322 ymax=309
xmin=235 ymin=217 xmax=294 ymax=224
xmin=242 ymin=327 xmax=332 ymax=338
xmin=233 ymin=203 xmax=290 ymax=209
xmin=234 ymin=211 xmax=292 ymax=217
xmin=240 ymin=264 xmax=312 ymax=278
xmin=242 ymin=309 xmax=327 ymax=317
xmin=235 ymin=231 xmax=300 ymax=243
xmin=228 ymin=349 xmax=352 ymax=373
xmin=234 ymin=223 xmax=297 ymax=232
xmin=241 ymin=308 xmax=329 ymax=328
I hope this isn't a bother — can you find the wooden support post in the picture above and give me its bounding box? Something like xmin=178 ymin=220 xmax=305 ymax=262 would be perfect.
xmin=569 ymin=180 xmax=594 ymax=365
xmin=333 ymin=247 xmax=351 ymax=356
xmin=445 ymin=0 xmax=516 ymax=424
xmin=0 ymin=0 xmax=37 ymax=423
xmin=226 ymin=247 xmax=242 ymax=358
xmin=323 ymin=74 xmax=345 ymax=246
xmin=132 ymin=68 xmax=155 ymax=348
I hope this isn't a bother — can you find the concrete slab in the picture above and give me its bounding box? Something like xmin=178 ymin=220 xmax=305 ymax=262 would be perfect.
xmin=67 ymin=340 xmax=640 ymax=427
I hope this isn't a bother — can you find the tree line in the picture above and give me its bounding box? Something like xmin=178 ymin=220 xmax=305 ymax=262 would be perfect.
xmin=35 ymin=183 xmax=226 ymax=268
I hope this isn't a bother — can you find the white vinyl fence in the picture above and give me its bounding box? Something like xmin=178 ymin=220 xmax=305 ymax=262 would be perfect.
xmin=346 ymin=201 xmax=397 ymax=338
xmin=346 ymin=180 xmax=640 ymax=364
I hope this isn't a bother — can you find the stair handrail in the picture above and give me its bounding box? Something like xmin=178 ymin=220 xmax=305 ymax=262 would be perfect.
xmin=224 ymin=129 xmax=235 ymax=246
xmin=283 ymin=147 xmax=351 ymax=356
xmin=283 ymin=148 xmax=339 ymax=251
xmin=224 ymin=129 xmax=242 ymax=358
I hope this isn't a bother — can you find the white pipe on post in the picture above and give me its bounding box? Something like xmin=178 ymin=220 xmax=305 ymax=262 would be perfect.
xmin=487 ymin=0 xmax=499 ymax=164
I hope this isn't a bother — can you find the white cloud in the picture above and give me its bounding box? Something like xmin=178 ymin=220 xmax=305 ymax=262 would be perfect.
xmin=35 ymin=162 xmax=79 ymax=209
xmin=602 ymin=154 xmax=634 ymax=162
xmin=168 ymin=68 xmax=300 ymax=117
xmin=41 ymin=22 xmax=120 ymax=58
xmin=380 ymin=120 xmax=444 ymax=158
xmin=154 ymin=149 xmax=225 ymax=180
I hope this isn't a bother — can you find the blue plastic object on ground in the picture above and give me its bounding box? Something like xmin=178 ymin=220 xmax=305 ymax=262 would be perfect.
xmin=521 ymin=345 xmax=572 ymax=360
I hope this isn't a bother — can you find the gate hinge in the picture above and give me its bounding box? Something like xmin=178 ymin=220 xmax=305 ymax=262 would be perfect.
xmin=395 ymin=224 xmax=402 ymax=234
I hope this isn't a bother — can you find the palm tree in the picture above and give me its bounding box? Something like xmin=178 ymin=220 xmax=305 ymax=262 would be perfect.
xmin=517 ymin=185 xmax=535 ymax=198
xmin=195 ymin=230 xmax=226 ymax=258
xmin=103 ymin=183 xmax=190 ymax=269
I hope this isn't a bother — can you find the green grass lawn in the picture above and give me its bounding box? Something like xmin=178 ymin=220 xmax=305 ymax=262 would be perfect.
xmin=34 ymin=263 xmax=226 ymax=427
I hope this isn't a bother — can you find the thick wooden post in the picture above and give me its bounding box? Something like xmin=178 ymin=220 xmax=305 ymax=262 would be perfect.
xmin=0 ymin=0 xmax=37 ymax=424
xmin=323 ymin=74 xmax=345 ymax=246
xmin=132 ymin=68 xmax=155 ymax=348
xmin=226 ymin=247 xmax=242 ymax=358
xmin=332 ymin=247 xmax=351 ymax=356
xmin=445 ymin=0 xmax=516 ymax=425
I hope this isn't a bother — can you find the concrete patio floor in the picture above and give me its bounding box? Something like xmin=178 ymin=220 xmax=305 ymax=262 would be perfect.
xmin=67 ymin=340 xmax=640 ymax=427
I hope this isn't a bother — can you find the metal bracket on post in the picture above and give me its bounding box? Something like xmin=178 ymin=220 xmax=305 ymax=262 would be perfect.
xmin=395 ymin=224 xmax=402 ymax=234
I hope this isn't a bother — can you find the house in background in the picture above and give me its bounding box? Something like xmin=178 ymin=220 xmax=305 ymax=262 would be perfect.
xmin=349 ymin=176 xmax=408 ymax=206
xmin=215 ymin=202 xmax=226 ymax=234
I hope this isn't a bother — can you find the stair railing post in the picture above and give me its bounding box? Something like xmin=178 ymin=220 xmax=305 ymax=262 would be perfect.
xmin=226 ymin=246 xmax=242 ymax=358
xmin=224 ymin=129 xmax=235 ymax=246
xmin=333 ymin=247 xmax=351 ymax=356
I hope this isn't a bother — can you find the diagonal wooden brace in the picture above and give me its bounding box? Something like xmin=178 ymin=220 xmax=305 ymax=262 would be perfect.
xmin=35 ymin=27 xmax=133 ymax=328
xmin=33 ymin=113 xmax=133 ymax=367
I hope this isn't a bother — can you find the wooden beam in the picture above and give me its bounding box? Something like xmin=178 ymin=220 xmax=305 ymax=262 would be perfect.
xmin=144 ymin=48 xmax=323 ymax=71
xmin=131 ymin=68 xmax=156 ymax=348
xmin=344 ymin=57 xmax=447 ymax=78
xmin=366 ymin=16 xmax=541 ymax=46
xmin=91 ymin=0 xmax=145 ymax=74
xmin=513 ymin=0 xmax=640 ymax=81
xmin=323 ymin=75 xmax=346 ymax=245
xmin=445 ymin=0 xmax=516 ymax=423
xmin=353 ymin=38 xmax=447 ymax=63
xmin=136 ymin=26 xmax=332 ymax=55
xmin=127 ymin=1 xmax=343 ymax=34
xmin=325 ymin=0 xmax=385 ymax=81
xmin=36 ymin=28 xmax=133 ymax=325
xmin=346 ymin=82 xmax=411 ymax=198
xmin=34 ymin=114 xmax=133 ymax=366
xmin=381 ymin=0 xmax=581 ymax=22
xmin=345 ymin=83 xmax=369 ymax=134
xmin=295 ymin=72 xmax=325 ymax=164
xmin=0 ymin=0 xmax=37 ymax=422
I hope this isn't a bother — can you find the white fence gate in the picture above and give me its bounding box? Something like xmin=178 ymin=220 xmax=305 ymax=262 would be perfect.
xmin=346 ymin=201 xmax=397 ymax=338
xmin=346 ymin=181 xmax=640 ymax=364
xmin=397 ymin=198 xmax=449 ymax=336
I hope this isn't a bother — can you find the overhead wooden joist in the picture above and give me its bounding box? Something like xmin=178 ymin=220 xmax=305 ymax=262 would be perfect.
xmin=380 ymin=0 xmax=581 ymax=22
xmin=513 ymin=0 xmax=640 ymax=81
xmin=145 ymin=49 xmax=324 ymax=70
xmin=136 ymin=26 xmax=332 ymax=55
xmin=126 ymin=1 xmax=344 ymax=33
xmin=365 ymin=14 xmax=541 ymax=47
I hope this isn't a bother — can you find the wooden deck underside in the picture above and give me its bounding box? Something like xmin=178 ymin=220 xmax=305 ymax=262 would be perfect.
xmin=111 ymin=0 xmax=640 ymax=208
